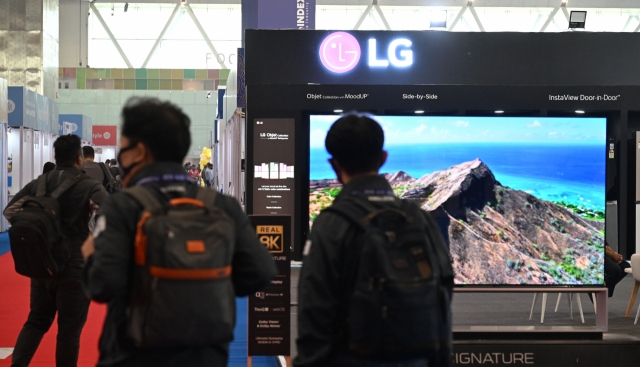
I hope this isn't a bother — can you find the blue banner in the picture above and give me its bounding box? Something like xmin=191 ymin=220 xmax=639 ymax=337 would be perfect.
xmin=237 ymin=48 xmax=246 ymax=108
xmin=242 ymin=0 xmax=315 ymax=40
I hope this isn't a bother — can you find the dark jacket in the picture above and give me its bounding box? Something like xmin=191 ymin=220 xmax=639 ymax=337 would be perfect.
xmin=84 ymin=161 xmax=106 ymax=186
xmin=294 ymin=175 xmax=453 ymax=367
xmin=4 ymin=167 xmax=108 ymax=274
xmin=109 ymin=166 xmax=120 ymax=178
xmin=83 ymin=162 xmax=277 ymax=367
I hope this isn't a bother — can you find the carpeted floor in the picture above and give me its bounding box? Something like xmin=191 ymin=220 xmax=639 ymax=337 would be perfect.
xmin=0 ymin=232 xmax=277 ymax=367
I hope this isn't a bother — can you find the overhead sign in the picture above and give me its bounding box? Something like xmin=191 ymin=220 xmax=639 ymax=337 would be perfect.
xmin=92 ymin=125 xmax=117 ymax=145
xmin=319 ymin=32 xmax=413 ymax=74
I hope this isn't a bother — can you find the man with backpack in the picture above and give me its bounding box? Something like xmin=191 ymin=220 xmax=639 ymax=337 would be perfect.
xmin=81 ymin=146 xmax=105 ymax=185
xmin=81 ymin=97 xmax=277 ymax=367
xmin=83 ymin=148 xmax=121 ymax=194
xmin=294 ymin=114 xmax=454 ymax=367
xmin=4 ymin=134 xmax=108 ymax=367
xmin=108 ymin=159 xmax=120 ymax=179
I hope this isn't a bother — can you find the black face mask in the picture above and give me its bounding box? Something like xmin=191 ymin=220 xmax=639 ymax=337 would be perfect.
xmin=117 ymin=144 xmax=139 ymax=179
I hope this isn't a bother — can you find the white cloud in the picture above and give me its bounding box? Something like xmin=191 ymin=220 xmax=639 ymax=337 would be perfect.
xmin=527 ymin=121 xmax=542 ymax=128
xmin=310 ymin=129 xmax=328 ymax=148
xmin=452 ymin=120 xmax=469 ymax=128
xmin=414 ymin=124 xmax=426 ymax=133
xmin=548 ymin=131 xmax=558 ymax=136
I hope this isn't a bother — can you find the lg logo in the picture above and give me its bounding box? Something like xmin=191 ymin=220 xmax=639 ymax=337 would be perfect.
xmin=319 ymin=32 xmax=361 ymax=74
xmin=319 ymin=32 xmax=414 ymax=74
xmin=103 ymin=132 xmax=111 ymax=140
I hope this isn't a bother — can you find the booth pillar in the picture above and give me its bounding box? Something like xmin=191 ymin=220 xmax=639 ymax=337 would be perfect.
xmin=0 ymin=0 xmax=59 ymax=100
xmin=0 ymin=78 xmax=8 ymax=232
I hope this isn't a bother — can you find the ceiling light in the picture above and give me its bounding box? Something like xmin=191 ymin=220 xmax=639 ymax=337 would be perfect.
xmin=495 ymin=110 xmax=504 ymax=114
xmin=575 ymin=110 xmax=585 ymax=114
xmin=415 ymin=110 xmax=425 ymax=114
xmin=569 ymin=11 xmax=586 ymax=29
xmin=334 ymin=109 xmax=343 ymax=113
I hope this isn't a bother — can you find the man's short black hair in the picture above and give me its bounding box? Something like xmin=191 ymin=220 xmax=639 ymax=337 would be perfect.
xmin=121 ymin=97 xmax=191 ymax=163
xmin=325 ymin=113 xmax=385 ymax=175
xmin=82 ymin=146 xmax=95 ymax=159
xmin=54 ymin=135 xmax=83 ymax=167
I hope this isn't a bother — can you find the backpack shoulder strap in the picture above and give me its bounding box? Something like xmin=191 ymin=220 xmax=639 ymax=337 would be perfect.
xmin=98 ymin=162 xmax=113 ymax=182
xmin=400 ymin=200 xmax=454 ymax=282
xmin=50 ymin=174 xmax=89 ymax=199
xmin=124 ymin=186 xmax=164 ymax=212
xmin=35 ymin=173 xmax=49 ymax=197
xmin=195 ymin=188 xmax=218 ymax=209
xmin=323 ymin=197 xmax=371 ymax=232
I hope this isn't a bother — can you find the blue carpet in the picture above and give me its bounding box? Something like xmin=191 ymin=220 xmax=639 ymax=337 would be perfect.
xmin=231 ymin=297 xmax=279 ymax=367
xmin=0 ymin=232 xmax=9 ymax=256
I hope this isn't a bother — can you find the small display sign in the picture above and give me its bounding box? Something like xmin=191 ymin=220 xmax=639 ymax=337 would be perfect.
xmin=248 ymin=215 xmax=291 ymax=358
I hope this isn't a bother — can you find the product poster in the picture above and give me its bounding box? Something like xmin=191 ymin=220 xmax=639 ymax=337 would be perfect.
xmin=252 ymin=118 xmax=296 ymax=217
xmin=248 ymin=215 xmax=291 ymax=357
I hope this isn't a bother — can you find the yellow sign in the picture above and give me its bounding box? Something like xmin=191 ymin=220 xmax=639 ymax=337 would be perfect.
xmin=257 ymin=225 xmax=284 ymax=253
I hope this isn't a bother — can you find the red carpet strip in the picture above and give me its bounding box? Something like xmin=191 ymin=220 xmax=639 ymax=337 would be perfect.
xmin=0 ymin=253 xmax=105 ymax=367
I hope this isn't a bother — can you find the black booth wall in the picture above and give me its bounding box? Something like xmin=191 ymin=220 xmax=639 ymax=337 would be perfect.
xmin=244 ymin=30 xmax=640 ymax=261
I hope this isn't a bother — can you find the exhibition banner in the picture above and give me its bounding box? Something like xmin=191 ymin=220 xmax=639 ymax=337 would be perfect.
xmin=237 ymin=48 xmax=246 ymax=108
xmin=242 ymin=0 xmax=315 ymax=31
xmin=248 ymin=215 xmax=291 ymax=357
xmin=92 ymin=125 xmax=117 ymax=145
xmin=59 ymin=114 xmax=93 ymax=143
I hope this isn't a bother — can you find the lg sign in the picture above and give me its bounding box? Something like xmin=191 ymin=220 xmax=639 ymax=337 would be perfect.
xmin=319 ymin=32 xmax=413 ymax=73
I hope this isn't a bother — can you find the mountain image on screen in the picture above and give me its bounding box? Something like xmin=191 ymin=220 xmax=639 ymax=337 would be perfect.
xmin=309 ymin=115 xmax=606 ymax=286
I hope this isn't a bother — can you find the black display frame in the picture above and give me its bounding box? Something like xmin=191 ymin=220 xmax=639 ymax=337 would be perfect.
xmin=245 ymin=30 xmax=640 ymax=271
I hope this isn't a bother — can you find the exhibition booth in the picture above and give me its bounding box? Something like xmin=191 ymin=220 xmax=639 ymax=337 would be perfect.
xmin=244 ymin=30 xmax=640 ymax=366
xmin=8 ymin=87 xmax=58 ymax=197
xmin=91 ymin=125 xmax=118 ymax=163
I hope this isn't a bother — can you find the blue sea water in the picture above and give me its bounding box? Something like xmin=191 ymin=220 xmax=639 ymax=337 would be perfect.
xmin=310 ymin=143 xmax=606 ymax=211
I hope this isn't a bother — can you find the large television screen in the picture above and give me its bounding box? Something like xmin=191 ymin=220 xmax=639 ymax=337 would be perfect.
xmin=309 ymin=115 xmax=607 ymax=286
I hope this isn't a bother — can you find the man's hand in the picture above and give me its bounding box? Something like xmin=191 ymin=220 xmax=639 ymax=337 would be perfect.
xmin=614 ymin=253 xmax=624 ymax=264
xmin=82 ymin=235 xmax=95 ymax=260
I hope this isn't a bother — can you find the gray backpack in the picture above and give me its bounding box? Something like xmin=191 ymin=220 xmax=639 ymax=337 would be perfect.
xmin=125 ymin=186 xmax=236 ymax=348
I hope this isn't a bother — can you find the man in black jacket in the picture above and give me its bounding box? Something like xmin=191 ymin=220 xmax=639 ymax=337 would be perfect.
xmin=81 ymin=97 xmax=277 ymax=367
xmin=295 ymin=114 xmax=453 ymax=367
xmin=4 ymin=134 xmax=108 ymax=367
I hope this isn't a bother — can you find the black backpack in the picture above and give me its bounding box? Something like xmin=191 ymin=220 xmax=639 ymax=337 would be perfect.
xmin=326 ymin=195 xmax=454 ymax=366
xmin=8 ymin=173 xmax=88 ymax=278
xmin=98 ymin=162 xmax=122 ymax=193
xmin=125 ymin=186 xmax=236 ymax=348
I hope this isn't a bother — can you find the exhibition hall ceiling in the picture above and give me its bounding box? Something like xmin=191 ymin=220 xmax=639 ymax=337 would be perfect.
xmin=69 ymin=0 xmax=640 ymax=8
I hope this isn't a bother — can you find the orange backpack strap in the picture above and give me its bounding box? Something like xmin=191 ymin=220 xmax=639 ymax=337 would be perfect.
xmin=124 ymin=187 xmax=165 ymax=266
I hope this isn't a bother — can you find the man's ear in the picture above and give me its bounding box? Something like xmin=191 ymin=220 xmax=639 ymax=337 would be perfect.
xmin=328 ymin=158 xmax=345 ymax=184
xmin=379 ymin=151 xmax=388 ymax=169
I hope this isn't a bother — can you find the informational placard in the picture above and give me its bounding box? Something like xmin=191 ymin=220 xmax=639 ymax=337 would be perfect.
xmin=252 ymin=119 xmax=295 ymax=216
xmin=248 ymin=215 xmax=291 ymax=357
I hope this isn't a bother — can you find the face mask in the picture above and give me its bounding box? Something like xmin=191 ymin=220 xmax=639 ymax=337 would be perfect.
xmin=117 ymin=144 xmax=139 ymax=178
